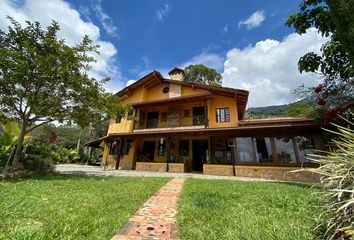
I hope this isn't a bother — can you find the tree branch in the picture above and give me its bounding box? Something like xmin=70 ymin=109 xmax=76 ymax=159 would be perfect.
xmin=25 ymin=119 xmax=54 ymax=134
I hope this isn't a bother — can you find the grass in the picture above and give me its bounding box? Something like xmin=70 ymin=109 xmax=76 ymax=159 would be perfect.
xmin=0 ymin=175 xmax=169 ymax=240
xmin=177 ymin=179 xmax=322 ymax=240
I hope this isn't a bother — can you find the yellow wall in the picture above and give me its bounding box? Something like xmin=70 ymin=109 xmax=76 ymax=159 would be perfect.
xmin=209 ymin=94 xmax=238 ymax=128
xmin=107 ymin=82 xmax=239 ymax=134
xmin=102 ymin=138 xmax=137 ymax=170
xmin=103 ymin=81 xmax=239 ymax=167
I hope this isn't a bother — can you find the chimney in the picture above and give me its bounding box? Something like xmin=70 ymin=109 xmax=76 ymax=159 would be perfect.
xmin=168 ymin=67 xmax=184 ymax=81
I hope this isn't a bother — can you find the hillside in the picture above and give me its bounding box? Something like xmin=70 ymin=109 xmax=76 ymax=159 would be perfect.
xmin=246 ymin=97 xmax=316 ymax=119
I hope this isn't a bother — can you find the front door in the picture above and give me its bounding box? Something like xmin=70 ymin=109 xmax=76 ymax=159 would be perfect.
xmin=142 ymin=141 xmax=155 ymax=161
xmin=192 ymin=140 xmax=208 ymax=172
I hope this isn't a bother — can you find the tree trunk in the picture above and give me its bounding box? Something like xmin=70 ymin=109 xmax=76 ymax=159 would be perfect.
xmin=11 ymin=123 xmax=27 ymax=169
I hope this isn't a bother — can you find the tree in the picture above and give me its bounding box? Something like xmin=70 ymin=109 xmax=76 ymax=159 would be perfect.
xmin=286 ymin=0 xmax=354 ymax=113
xmin=184 ymin=64 xmax=222 ymax=86
xmin=0 ymin=18 xmax=124 ymax=168
xmin=284 ymin=102 xmax=317 ymax=118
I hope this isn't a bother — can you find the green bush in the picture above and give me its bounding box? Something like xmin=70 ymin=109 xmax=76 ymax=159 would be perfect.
xmin=306 ymin=114 xmax=354 ymax=239
xmin=77 ymin=147 xmax=102 ymax=165
xmin=0 ymin=150 xmax=10 ymax=167
xmin=22 ymin=143 xmax=54 ymax=171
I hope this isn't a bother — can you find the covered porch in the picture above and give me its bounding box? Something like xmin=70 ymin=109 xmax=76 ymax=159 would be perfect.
xmin=87 ymin=120 xmax=322 ymax=181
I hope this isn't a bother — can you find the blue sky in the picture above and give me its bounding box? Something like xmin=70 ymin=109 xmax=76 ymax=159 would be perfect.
xmin=72 ymin=0 xmax=299 ymax=78
xmin=0 ymin=0 xmax=327 ymax=107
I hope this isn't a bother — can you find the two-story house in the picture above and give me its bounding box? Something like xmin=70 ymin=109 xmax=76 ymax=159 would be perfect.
xmin=86 ymin=68 xmax=321 ymax=181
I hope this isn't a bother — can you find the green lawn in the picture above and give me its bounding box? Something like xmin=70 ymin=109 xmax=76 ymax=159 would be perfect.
xmin=177 ymin=179 xmax=321 ymax=240
xmin=0 ymin=175 xmax=169 ymax=240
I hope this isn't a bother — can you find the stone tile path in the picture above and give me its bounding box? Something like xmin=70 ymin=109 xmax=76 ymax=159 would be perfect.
xmin=112 ymin=178 xmax=185 ymax=240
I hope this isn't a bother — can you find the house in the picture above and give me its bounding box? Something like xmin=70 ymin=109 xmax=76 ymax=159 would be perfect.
xmin=86 ymin=68 xmax=321 ymax=181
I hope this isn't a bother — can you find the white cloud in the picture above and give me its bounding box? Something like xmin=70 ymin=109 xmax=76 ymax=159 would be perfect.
xmin=155 ymin=4 xmax=170 ymax=21
xmin=222 ymin=28 xmax=328 ymax=107
xmin=126 ymin=80 xmax=136 ymax=86
xmin=91 ymin=0 xmax=118 ymax=37
xmin=238 ymin=10 xmax=265 ymax=29
xmin=223 ymin=24 xmax=229 ymax=32
xmin=0 ymin=0 xmax=123 ymax=92
xmin=181 ymin=51 xmax=225 ymax=72
xmin=130 ymin=56 xmax=152 ymax=78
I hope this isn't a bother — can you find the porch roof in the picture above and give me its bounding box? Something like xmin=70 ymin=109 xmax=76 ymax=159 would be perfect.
xmin=131 ymin=92 xmax=213 ymax=108
xmin=84 ymin=122 xmax=321 ymax=146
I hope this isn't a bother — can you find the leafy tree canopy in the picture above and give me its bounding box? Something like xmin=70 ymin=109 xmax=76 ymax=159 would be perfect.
xmin=286 ymin=0 xmax=354 ymax=111
xmin=184 ymin=64 xmax=222 ymax=86
xmin=0 ymin=17 xmax=124 ymax=167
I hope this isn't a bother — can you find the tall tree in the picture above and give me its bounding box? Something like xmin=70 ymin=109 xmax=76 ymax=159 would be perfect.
xmin=184 ymin=64 xmax=222 ymax=86
xmin=0 ymin=18 xmax=123 ymax=168
xmin=286 ymin=0 xmax=354 ymax=112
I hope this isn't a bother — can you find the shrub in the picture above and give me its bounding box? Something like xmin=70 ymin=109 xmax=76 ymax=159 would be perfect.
xmin=306 ymin=114 xmax=354 ymax=239
xmin=22 ymin=143 xmax=54 ymax=171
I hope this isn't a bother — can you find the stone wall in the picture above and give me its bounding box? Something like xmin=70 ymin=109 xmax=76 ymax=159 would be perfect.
xmin=168 ymin=163 xmax=184 ymax=173
xmin=203 ymin=164 xmax=320 ymax=182
xmin=168 ymin=83 xmax=181 ymax=98
xmin=135 ymin=162 xmax=167 ymax=172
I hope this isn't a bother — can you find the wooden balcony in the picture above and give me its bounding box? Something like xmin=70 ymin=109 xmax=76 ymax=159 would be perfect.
xmin=133 ymin=115 xmax=208 ymax=132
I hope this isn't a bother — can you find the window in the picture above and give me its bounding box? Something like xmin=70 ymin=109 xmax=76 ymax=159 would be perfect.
xmin=214 ymin=151 xmax=224 ymax=158
xmin=255 ymin=137 xmax=273 ymax=162
xmin=162 ymin=86 xmax=169 ymax=94
xmin=115 ymin=115 xmax=122 ymax=123
xmin=158 ymin=140 xmax=165 ymax=156
xmin=127 ymin=108 xmax=134 ymax=120
xmin=216 ymin=108 xmax=230 ymax=122
xmin=121 ymin=140 xmax=131 ymax=155
xmin=295 ymin=136 xmax=315 ymax=162
xmin=236 ymin=138 xmax=255 ymax=162
xmin=109 ymin=140 xmax=120 ymax=155
xmin=179 ymin=140 xmax=189 ymax=156
xmin=275 ymin=137 xmax=296 ymax=163
xmin=226 ymin=140 xmax=233 ymax=164
xmin=275 ymin=137 xmax=297 ymax=163
xmin=139 ymin=111 xmax=145 ymax=126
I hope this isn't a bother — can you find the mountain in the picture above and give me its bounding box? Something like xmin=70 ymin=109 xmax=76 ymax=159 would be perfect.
xmin=246 ymin=97 xmax=316 ymax=119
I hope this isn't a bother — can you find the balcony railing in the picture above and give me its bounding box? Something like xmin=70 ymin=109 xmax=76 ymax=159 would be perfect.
xmin=134 ymin=115 xmax=208 ymax=130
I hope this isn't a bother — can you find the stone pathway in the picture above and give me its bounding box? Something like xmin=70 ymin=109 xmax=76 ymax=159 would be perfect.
xmin=55 ymin=164 xmax=274 ymax=182
xmin=112 ymin=178 xmax=185 ymax=240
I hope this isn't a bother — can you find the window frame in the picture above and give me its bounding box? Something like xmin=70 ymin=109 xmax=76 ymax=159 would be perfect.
xmin=216 ymin=107 xmax=230 ymax=122
xmin=158 ymin=140 xmax=165 ymax=156
xmin=109 ymin=140 xmax=120 ymax=155
xmin=179 ymin=140 xmax=189 ymax=156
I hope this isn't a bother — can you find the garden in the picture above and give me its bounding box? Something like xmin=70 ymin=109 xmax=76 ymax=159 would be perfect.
xmin=1 ymin=175 xmax=320 ymax=240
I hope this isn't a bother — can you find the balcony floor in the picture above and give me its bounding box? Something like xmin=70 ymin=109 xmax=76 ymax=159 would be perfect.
xmin=133 ymin=125 xmax=205 ymax=132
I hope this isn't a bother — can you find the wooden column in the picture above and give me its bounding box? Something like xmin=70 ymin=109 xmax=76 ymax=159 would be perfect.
xmin=270 ymin=137 xmax=278 ymax=162
xmin=292 ymin=137 xmax=301 ymax=165
xmin=104 ymin=141 xmax=110 ymax=170
xmin=229 ymin=138 xmax=237 ymax=176
xmin=251 ymin=138 xmax=257 ymax=162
